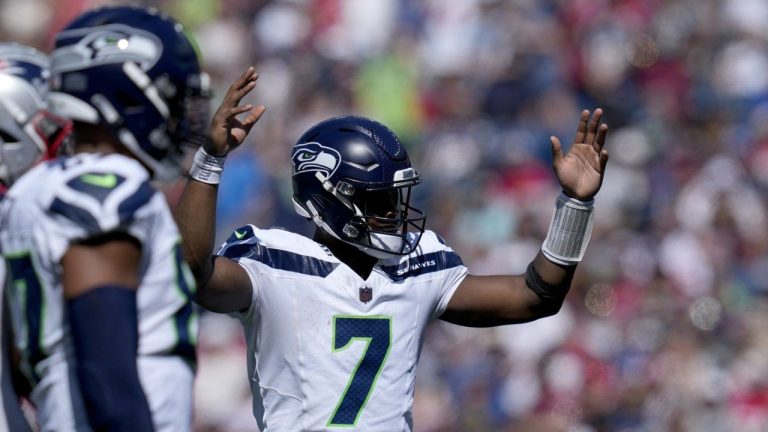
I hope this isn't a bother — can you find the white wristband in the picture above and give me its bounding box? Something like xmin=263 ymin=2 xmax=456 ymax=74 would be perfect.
xmin=189 ymin=147 xmax=226 ymax=184
xmin=542 ymin=192 xmax=595 ymax=266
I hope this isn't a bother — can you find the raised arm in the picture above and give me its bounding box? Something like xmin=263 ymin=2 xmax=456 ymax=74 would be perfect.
xmin=441 ymin=109 xmax=609 ymax=327
xmin=175 ymin=67 xmax=265 ymax=313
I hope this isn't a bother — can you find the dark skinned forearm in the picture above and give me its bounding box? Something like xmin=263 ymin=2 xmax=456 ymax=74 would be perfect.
xmin=174 ymin=179 xmax=219 ymax=285
xmin=527 ymin=251 xmax=576 ymax=316
xmin=440 ymin=251 xmax=577 ymax=327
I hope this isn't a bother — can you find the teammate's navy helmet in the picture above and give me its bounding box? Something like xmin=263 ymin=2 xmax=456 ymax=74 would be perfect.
xmin=48 ymin=6 xmax=209 ymax=181
xmin=0 ymin=43 xmax=71 ymax=187
xmin=292 ymin=116 xmax=426 ymax=259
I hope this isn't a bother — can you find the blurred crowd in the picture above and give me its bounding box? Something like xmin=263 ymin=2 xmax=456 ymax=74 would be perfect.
xmin=5 ymin=0 xmax=768 ymax=430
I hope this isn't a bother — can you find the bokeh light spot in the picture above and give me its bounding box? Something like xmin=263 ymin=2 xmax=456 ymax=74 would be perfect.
xmin=585 ymin=284 xmax=617 ymax=317
xmin=689 ymin=296 xmax=723 ymax=331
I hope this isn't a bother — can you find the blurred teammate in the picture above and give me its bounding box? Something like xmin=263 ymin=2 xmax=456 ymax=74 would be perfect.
xmin=176 ymin=69 xmax=610 ymax=431
xmin=0 ymin=42 xmax=71 ymax=432
xmin=0 ymin=7 xmax=209 ymax=431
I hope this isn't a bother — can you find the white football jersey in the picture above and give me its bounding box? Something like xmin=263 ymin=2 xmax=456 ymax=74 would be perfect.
xmin=1 ymin=261 xmax=32 ymax=432
xmin=0 ymin=153 xmax=197 ymax=431
xmin=218 ymin=226 xmax=468 ymax=432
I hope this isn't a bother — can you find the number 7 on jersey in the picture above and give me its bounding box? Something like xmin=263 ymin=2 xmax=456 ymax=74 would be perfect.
xmin=328 ymin=315 xmax=392 ymax=427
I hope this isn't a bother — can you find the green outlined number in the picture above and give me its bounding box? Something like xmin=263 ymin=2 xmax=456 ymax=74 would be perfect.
xmin=171 ymin=242 xmax=197 ymax=363
xmin=328 ymin=316 xmax=392 ymax=427
xmin=5 ymin=252 xmax=46 ymax=382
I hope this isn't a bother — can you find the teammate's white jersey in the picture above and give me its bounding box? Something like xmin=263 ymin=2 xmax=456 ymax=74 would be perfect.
xmin=218 ymin=226 xmax=468 ymax=432
xmin=0 ymin=153 xmax=197 ymax=431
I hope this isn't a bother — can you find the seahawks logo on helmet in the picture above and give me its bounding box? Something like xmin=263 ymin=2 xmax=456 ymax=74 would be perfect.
xmin=54 ymin=24 xmax=162 ymax=73
xmin=292 ymin=142 xmax=341 ymax=177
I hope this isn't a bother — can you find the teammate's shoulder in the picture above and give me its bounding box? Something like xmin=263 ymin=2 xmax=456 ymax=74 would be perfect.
xmin=53 ymin=153 xmax=153 ymax=202
xmin=13 ymin=153 xmax=160 ymax=234
xmin=12 ymin=153 xmax=148 ymax=194
xmin=51 ymin=153 xmax=150 ymax=182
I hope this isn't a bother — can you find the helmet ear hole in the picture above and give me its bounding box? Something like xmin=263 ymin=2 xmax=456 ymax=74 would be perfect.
xmin=0 ymin=131 xmax=17 ymax=143
xmin=312 ymin=194 xmax=332 ymax=214
xmin=114 ymin=90 xmax=145 ymax=112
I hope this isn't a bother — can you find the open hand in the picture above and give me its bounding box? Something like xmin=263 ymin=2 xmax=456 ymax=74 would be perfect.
xmin=206 ymin=67 xmax=266 ymax=156
xmin=550 ymin=108 xmax=609 ymax=201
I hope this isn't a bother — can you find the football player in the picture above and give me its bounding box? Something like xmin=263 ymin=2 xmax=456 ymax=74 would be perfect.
xmin=0 ymin=7 xmax=209 ymax=431
xmin=0 ymin=42 xmax=72 ymax=432
xmin=176 ymin=69 xmax=609 ymax=431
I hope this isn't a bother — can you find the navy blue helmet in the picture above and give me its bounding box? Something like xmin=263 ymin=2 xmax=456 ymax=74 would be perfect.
xmin=48 ymin=6 xmax=209 ymax=181
xmin=292 ymin=116 xmax=426 ymax=258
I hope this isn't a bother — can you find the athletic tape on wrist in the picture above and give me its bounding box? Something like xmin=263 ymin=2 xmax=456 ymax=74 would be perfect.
xmin=189 ymin=147 xmax=226 ymax=184
xmin=542 ymin=192 xmax=595 ymax=265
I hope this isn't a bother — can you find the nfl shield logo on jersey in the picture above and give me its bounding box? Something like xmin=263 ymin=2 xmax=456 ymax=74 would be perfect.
xmin=359 ymin=286 xmax=373 ymax=303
